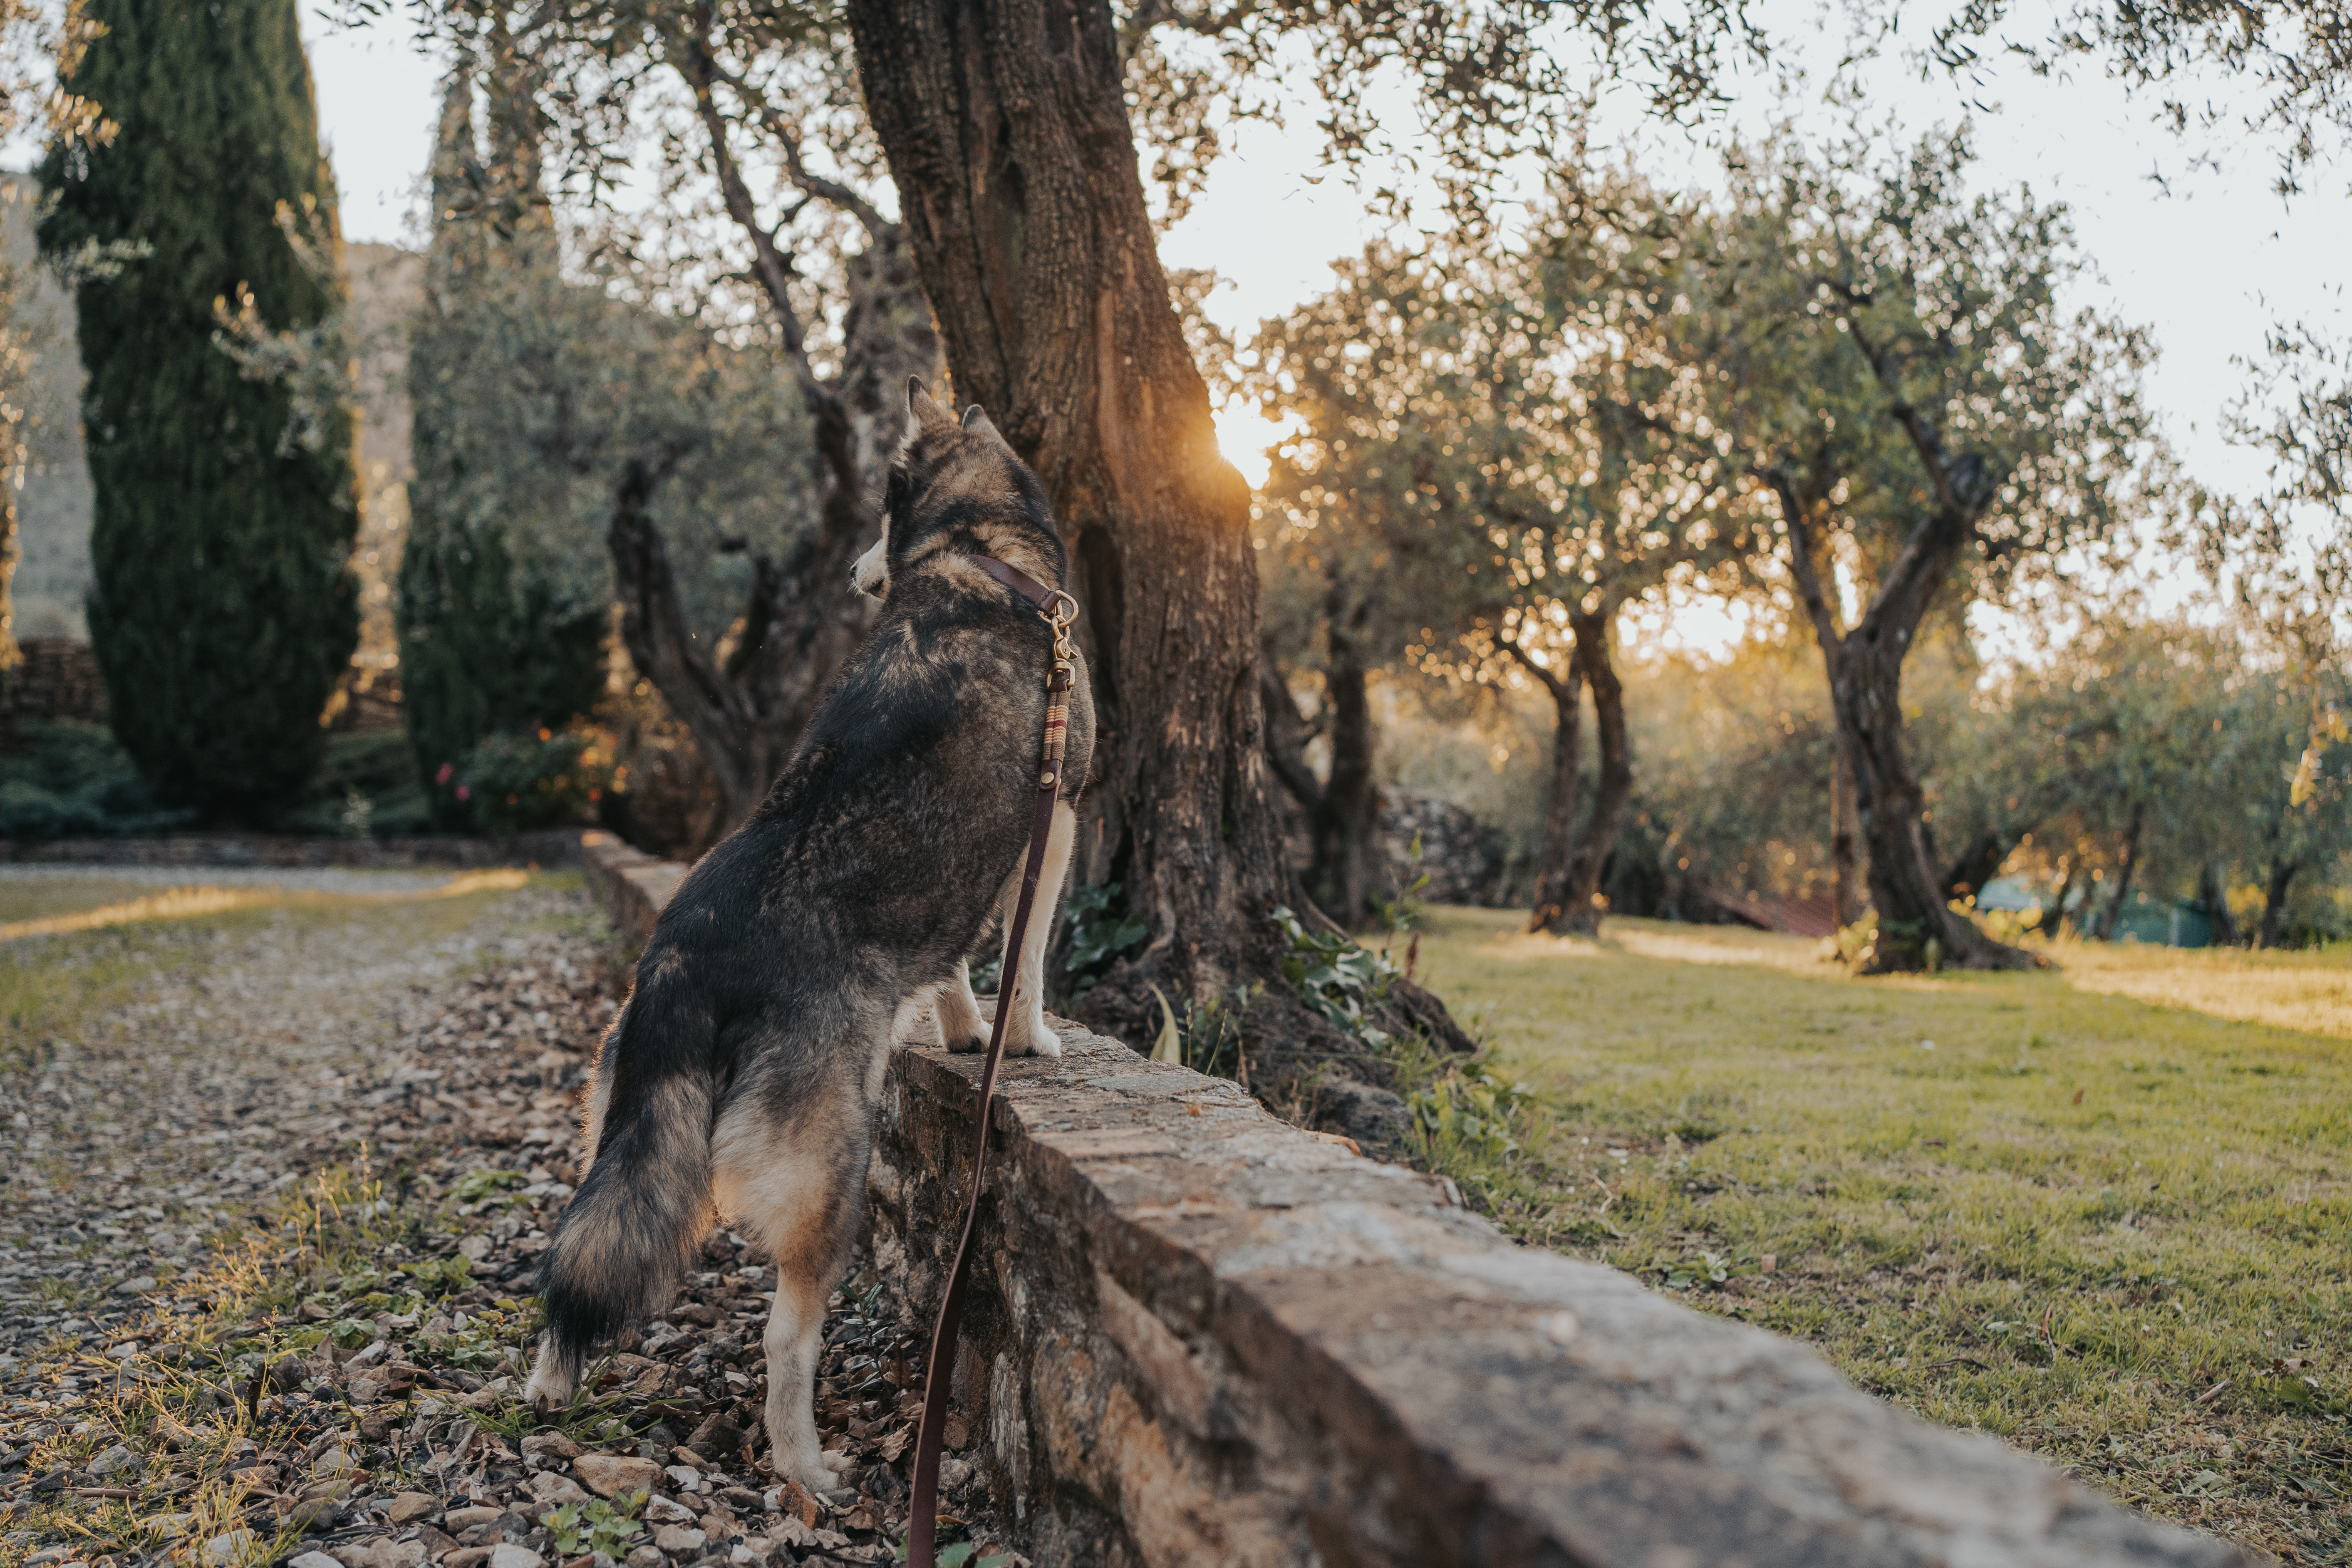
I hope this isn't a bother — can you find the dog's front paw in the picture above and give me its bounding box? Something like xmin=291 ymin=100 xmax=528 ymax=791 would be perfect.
xmin=947 ymin=1030 xmax=989 ymax=1054
xmin=772 ymin=1446 xmax=853 ymax=1494
xmin=1002 ymin=1011 xmax=1062 ymax=1058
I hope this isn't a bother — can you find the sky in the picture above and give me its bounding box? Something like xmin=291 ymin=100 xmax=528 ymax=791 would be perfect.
xmin=305 ymin=1 xmax=2347 ymax=642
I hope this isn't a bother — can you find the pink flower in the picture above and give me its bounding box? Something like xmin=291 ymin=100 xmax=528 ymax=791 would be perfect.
xmin=435 ymin=763 xmax=454 ymax=785
xmin=455 ymin=784 xmax=471 ymax=802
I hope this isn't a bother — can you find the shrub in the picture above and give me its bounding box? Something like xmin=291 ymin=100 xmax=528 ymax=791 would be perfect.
xmin=431 ymin=726 xmax=616 ymax=835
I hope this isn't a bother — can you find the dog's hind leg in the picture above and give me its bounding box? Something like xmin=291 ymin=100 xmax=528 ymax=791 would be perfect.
xmin=891 ymin=984 xmax=947 ymax=1050
xmin=935 ymin=959 xmax=986 ymax=1053
xmin=996 ymin=800 xmax=1076 ymax=1058
xmin=530 ymin=973 xmax=715 ymax=1412
xmin=893 ymin=962 xmax=986 ymax=1053
xmin=712 ymin=1079 xmax=869 ymax=1493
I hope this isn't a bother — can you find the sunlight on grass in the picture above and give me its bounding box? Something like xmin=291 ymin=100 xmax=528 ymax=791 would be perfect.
xmin=1407 ymin=905 xmax=2351 ymax=1562
xmin=0 ymin=870 xmax=558 ymax=1073
xmin=0 ymin=867 xmax=531 ymax=944
xmin=2050 ymin=936 xmax=2352 ymax=1041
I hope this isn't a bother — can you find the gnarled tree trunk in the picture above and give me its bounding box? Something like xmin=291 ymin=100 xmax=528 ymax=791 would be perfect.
xmin=605 ymin=227 xmax=941 ymax=847
xmin=2094 ymin=803 xmax=2146 ymax=941
xmin=1311 ymin=602 xmax=1381 ymax=929
xmin=2258 ymin=857 xmax=2298 ymax=949
xmin=1259 ymin=641 xmax=1380 ymax=931
xmin=1830 ymin=731 xmax=1860 ymax=930
xmin=1553 ymin=608 xmax=1633 ymax=936
xmin=1511 ymin=608 xmax=1633 ymax=937
xmin=1770 ymin=475 xmax=2035 ymax=973
xmin=845 ymin=0 xmax=1469 ymax=1065
xmin=1512 ymin=644 xmax=1584 ymax=934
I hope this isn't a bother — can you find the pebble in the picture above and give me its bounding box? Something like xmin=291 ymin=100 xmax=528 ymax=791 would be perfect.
xmin=202 ymin=1531 xmax=254 ymax=1566
xmin=574 ymin=1454 xmax=661 ymax=1498
xmin=651 ymin=1524 xmax=707 ymax=1555
xmin=288 ymin=1553 xmax=345 ymax=1568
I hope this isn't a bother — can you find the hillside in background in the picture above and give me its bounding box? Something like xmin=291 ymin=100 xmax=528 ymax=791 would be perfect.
xmin=2 ymin=184 xmax=419 ymax=661
xmin=5 ymin=171 xmax=92 ymax=642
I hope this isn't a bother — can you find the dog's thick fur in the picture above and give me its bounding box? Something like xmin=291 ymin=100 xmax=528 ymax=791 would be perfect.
xmin=525 ymin=381 xmax=1095 ymax=1489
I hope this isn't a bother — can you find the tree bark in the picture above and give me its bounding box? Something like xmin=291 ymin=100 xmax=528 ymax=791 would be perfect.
xmin=1309 ymin=600 xmax=1381 ymax=930
xmin=608 ymin=455 xmax=786 ymax=833
xmin=1552 ymin=608 xmax=1632 ymax=936
xmin=2094 ymin=802 xmax=2145 ymax=941
xmin=1766 ymin=471 xmax=2037 ymax=973
xmin=2051 ymin=857 xmax=2084 ymax=937
xmin=598 ymin=219 xmax=939 ymax=848
xmin=1510 ymin=641 xmax=1584 ymax=934
xmin=1942 ymin=828 xmax=2015 ymax=903
xmin=843 ymin=0 xmax=1470 ymax=1058
xmin=2258 ymin=857 xmax=2298 ymax=949
xmin=2198 ymin=860 xmax=2238 ymax=947
xmin=1830 ymin=728 xmax=1859 ymax=930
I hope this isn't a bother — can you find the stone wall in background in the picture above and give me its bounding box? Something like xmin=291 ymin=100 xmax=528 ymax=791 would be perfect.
xmin=577 ymin=832 xmax=2258 ymax=1568
xmin=1379 ymin=787 xmax=1516 ymax=907
xmin=0 ymin=637 xmax=107 ymax=723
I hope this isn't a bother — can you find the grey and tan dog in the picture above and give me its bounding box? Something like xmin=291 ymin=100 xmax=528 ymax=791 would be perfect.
xmin=525 ymin=380 xmax=1095 ymax=1491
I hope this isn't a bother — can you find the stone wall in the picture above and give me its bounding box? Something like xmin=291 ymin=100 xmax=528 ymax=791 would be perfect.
xmin=1 ymin=637 xmax=107 ymax=723
xmin=1379 ymin=788 xmax=1512 ymax=907
xmin=577 ymin=833 xmax=2261 ymax=1568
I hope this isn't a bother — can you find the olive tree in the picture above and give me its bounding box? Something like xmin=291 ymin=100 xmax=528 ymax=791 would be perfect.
xmin=1573 ymin=128 xmax=2166 ymax=971
xmin=1250 ymin=233 xmax=1750 ymax=936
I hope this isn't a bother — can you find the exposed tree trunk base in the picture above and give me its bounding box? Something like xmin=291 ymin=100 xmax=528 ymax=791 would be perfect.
xmin=2198 ymin=861 xmax=2238 ymax=947
xmin=1309 ymin=625 xmax=1382 ymax=931
xmin=1830 ymin=734 xmax=1860 ymax=934
xmin=2258 ymin=859 xmax=2298 ymax=949
xmin=849 ymin=0 xmax=1473 ymax=1075
xmin=1551 ymin=610 xmax=1633 ymax=937
xmin=2094 ymin=803 xmax=2146 ymax=941
xmin=1515 ymin=646 xmax=1584 ymax=936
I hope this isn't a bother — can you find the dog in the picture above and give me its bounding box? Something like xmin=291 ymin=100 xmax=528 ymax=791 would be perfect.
xmin=526 ymin=379 xmax=1095 ymax=1492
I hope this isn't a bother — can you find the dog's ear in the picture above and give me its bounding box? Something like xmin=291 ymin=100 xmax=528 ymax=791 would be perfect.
xmin=907 ymin=377 xmax=954 ymax=436
xmin=960 ymin=404 xmax=1015 ymax=451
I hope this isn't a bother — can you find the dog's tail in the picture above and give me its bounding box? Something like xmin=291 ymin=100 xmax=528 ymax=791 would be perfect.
xmin=530 ymin=972 xmax=716 ymax=1400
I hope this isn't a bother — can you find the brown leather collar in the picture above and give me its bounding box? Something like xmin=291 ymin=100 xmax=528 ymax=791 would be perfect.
xmin=956 ymin=552 xmax=1060 ymax=610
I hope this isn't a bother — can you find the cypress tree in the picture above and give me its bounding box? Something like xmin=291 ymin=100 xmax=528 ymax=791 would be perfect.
xmin=38 ymin=0 xmax=359 ymax=819
xmin=396 ymin=59 xmax=605 ymax=825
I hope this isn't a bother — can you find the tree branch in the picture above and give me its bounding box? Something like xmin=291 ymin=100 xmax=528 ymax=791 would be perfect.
xmin=607 ymin=450 xmax=746 ymax=763
xmin=1259 ymin=657 xmax=1326 ymax=812
xmin=1496 ymin=626 xmax=1574 ymax=705
xmin=1763 ymin=465 xmax=1845 ymax=654
xmin=674 ymin=22 xmax=822 ymax=393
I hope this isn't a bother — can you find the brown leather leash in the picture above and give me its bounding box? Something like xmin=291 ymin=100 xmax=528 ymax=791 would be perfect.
xmin=905 ymin=553 xmax=1077 ymax=1568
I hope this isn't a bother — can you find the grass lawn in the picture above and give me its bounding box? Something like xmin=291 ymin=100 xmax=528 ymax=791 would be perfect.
xmin=1403 ymin=907 xmax=2350 ymax=1564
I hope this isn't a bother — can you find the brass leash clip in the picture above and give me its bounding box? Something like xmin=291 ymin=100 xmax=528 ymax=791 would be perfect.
xmin=1041 ymin=589 xmax=1079 ymax=678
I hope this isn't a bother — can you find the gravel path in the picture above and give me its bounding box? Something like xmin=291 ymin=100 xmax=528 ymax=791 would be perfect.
xmin=0 ymin=866 xmax=474 ymax=896
xmin=0 ymin=876 xmax=1022 ymax=1568
xmin=0 ymin=884 xmax=589 ymax=1353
